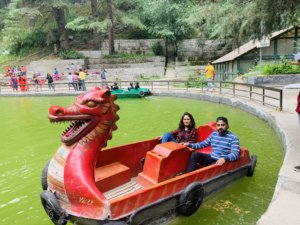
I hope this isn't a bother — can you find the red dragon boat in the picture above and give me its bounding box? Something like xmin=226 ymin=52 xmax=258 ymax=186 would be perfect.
xmin=40 ymin=87 xmax=257 ymax=225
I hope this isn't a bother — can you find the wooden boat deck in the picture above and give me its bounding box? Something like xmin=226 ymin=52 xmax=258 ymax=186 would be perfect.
xmin=103 ymin=178 xmax=143 ymax=200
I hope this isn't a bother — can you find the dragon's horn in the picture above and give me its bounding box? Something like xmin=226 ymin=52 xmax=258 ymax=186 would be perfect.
xmin=102 ymin=89 xmax=111 ymax=98
xmin=111 ymin=95 xmax=117 ymax=101
xmin=112 ymin=124 xmax=118 ymax=131
xmin=114 ymin=115 xmax=120 ymax=121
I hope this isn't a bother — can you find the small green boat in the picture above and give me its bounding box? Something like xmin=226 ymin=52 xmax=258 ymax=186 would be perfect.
xmin=111 ymin=88 xmax=151 ymax=98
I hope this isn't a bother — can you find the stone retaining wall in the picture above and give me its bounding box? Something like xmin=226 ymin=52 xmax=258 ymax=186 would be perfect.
xmin=243 ymin=74 xmax=300 ymax=85
xmin=26 ymin=59 xmax=85 ymax=78
xmin=79 ymin=38 xmax=231 ymax=62
xmin=22 ymin=56 xmax=203 ymax=81
xmin=177 ymin=39 xmax=231 ymax=62
xmin=86 ymin=56 xmax=166 ymax=80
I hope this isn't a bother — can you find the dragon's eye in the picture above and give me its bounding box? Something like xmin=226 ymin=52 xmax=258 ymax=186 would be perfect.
xmin=85 ymin=100 xmax=97 ymax=107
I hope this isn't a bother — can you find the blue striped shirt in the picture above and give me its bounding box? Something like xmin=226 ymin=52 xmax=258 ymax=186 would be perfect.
xmin=188 ymin=131 xmax=240 ymax=161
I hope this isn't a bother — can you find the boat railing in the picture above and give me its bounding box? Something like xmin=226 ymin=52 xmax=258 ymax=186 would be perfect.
xmin=0 ymin=79 xmax=283 ymax=111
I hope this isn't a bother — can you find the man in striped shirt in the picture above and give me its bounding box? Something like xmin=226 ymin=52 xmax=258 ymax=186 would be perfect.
xmin=185 ymin=116 xmax=240 ymax=172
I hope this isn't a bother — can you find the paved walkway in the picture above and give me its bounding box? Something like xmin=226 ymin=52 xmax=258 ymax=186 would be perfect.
xmin=254 ymin=88 xmax=300 ymax=225
xmin=1 ymin=84 xmax=299 ymax=224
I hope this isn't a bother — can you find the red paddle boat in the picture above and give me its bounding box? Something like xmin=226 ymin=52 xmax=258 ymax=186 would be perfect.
xmin=40 ymin=87 xmax=257 ymax=225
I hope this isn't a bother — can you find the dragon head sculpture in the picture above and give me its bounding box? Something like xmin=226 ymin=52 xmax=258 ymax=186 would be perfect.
xmin=48 ymin=87 xmax=119 ymax=146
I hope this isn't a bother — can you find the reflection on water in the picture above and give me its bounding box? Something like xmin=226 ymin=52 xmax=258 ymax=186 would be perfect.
xmin=0 ymin=96 xmax=283 ymax=225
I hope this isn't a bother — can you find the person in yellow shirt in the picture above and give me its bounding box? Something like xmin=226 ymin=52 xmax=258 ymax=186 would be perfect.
xmin=78 ymin=69 xmax=87 ymax=91
xmin=205 ymin=61 xmax=215 ymax=91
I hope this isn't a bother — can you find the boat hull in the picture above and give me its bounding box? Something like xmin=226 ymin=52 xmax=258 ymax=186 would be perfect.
xmin=111 ymin=88 xmax=151 ymax=98
xmin=65 ymin=162 xmax=252 ymax=225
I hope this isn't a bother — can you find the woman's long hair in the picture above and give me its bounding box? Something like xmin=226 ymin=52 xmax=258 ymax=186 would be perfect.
xmin=178 ymin=112 xmax=196 ymax=131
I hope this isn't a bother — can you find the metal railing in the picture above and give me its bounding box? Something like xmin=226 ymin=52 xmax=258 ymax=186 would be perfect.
xmin=0 ymin=79 xmax=283 ymax=110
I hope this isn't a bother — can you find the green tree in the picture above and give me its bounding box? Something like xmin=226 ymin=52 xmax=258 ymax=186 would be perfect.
xmin=90 ymin=0 xmax=102 ymax=49
xmin=188 ymin=0 xmax=300 ymax=45
xmin=0 ymin=0 xmax=71 ymax=52
xmin=140 ymin=0 xmax=196 ymax=60
xmin=0 ymin=0 xmax=11 ymax=8
xmin=66 ymin=0 xmax=106 ymax=50
xmin=66 ymin=0 xmax=144 ymax=55
xmin=0 ymin=0 xmax=43 ymax=52
xmin=52 ymin=4 xmax=70 ymax=51
xmin=107 ymin=0 xmax=114 ymax=54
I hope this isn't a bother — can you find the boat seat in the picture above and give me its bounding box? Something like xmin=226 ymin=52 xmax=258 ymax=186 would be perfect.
xmin=95 ymin=162 xmax=131 ymax=192
xmin=137 ymin=142 xmax=191 ymax=187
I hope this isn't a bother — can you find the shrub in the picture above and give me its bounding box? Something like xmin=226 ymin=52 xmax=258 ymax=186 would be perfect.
xmin=262 ymin=61 xmax=300 ymax=75
xmin=186 ymin=74 xmax=206 ymax=88
xmin=249 ymin=57 xmax=300 ymax=75
xmin=10 ymin=29 xmax=51 ymax=55
xmin=138 ymin=74 xmax=160 ymax=80
xmin=152 ymin=42 xmax=162 ymax=56
xmin=126 ymin=28 xmax=151 ymax=39
xmin=59 ymin=50 xmax=84 ymax=59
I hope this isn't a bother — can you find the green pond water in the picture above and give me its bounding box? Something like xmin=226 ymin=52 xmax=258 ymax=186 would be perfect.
xmin=0 ymin=96 xmax=283 ymax=225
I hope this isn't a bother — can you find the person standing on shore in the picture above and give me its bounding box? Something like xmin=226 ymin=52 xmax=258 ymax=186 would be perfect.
xmin=205 ymin=61 xmax=215 ymax=91
xmin=18 ymin=75 xmax=28 ymax=92
xmin=92 ymin=66 xmax=107 ymax=89
xmin=294 ymin=91 xmax=300 ymax=172
xmin=70 ymin=63 xmax=77 ymax=74
xmin=54 ymin=68 xmax=59 ymax=81
xmin=72 ymin=72 xmax=79 ymax=91
xmin=46 ymin=73 xmax=55 ymax=91
xmin=296 ymin=91 xmax=300 ymax=126
xmin=79 ymin=69 xmax=87 ymax=91
xmin=68 ymin=72 xmax=76 ymax=90
xmin=33 ymin=73 xmax=40 ymax=92
xmin=99 ymin=66 xmax=107 ymax=89
xmin=10 ymin=75 xmax=18 ymax=91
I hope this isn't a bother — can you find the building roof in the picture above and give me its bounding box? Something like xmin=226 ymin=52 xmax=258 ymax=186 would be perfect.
xmin=212 ymin=27 xmax=295 ymax=64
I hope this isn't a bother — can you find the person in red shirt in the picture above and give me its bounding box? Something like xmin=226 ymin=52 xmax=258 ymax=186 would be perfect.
xmin=18 ymin=75 xmax=28 ymax=92
xmin=5 ymin=66 xmax=11 ymax=76
xmin=295 ymin=91 xmax=300 ymax=172
xmin=296 ymin=91 xmax=300 ymax=125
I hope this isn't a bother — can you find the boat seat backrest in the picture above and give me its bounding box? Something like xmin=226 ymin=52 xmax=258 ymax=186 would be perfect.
xmin=137 ymin=142 xmax=191 ymax=187
xmin=239 ymin=147 xmax=247 ymax=157
xmin=197 ymin=122 xmax=217 ymax=142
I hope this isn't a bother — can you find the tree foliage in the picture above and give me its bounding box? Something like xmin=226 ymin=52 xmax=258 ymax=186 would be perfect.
xmin=1 ymin=0 xmax=300 ymax=55
xmin=139 ymin=0 xmax=196 ymax=57
xmin=0 ymin=0 xmax=70 ymax=53
xmin=65 ymin=0 xmax=145 ymax=54
xmin=140 ymin=0 xmax=196 ymax=41
xmin=188 ymin=0 xmax=300 ymax=45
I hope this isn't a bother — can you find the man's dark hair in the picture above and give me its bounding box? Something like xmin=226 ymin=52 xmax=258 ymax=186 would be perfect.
xmin=216 ymin=116 xmax=228 ymax=125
